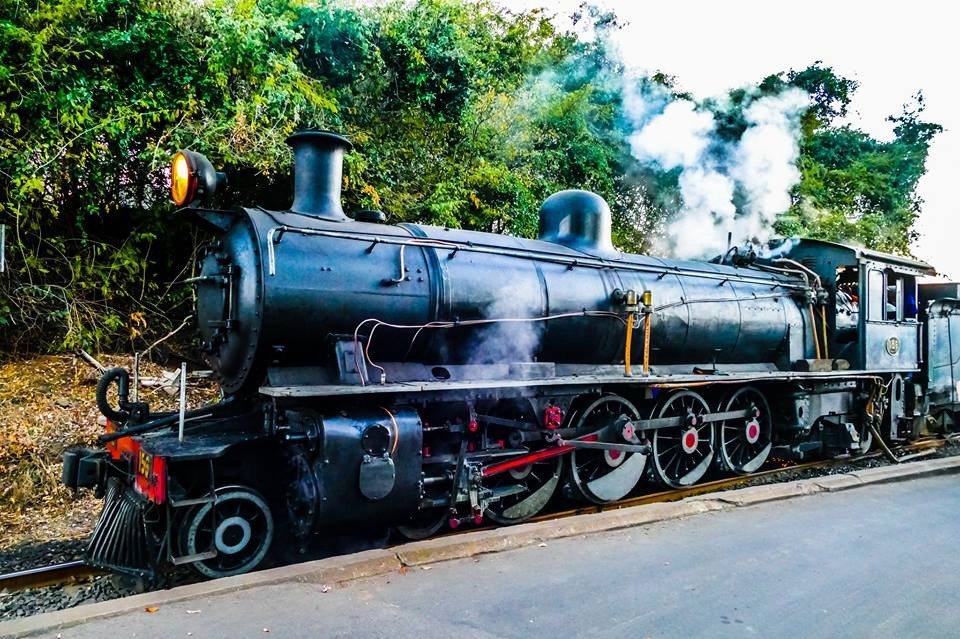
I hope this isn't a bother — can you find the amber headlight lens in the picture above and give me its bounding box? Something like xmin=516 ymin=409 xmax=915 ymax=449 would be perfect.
xmin=169 ymin=149 xmax=225 ymax=207
xmin=170 ymin=151 xmax=197 ymax=207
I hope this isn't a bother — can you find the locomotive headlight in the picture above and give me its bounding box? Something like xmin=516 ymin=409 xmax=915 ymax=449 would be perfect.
xmin=170 ymin=152 xmax=196 ymax=207
xmin=170 ymin=150 xmax=226 ymax=207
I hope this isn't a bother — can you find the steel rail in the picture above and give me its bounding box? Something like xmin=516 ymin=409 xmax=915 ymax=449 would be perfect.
xmin=0 ymin=560 xmax=103 ymax=593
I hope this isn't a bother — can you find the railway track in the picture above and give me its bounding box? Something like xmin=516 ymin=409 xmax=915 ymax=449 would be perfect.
xmin=0 ymin=560 xmax=103 ymax=593
xmin=2 ymin=436 xmax=951 ymax=595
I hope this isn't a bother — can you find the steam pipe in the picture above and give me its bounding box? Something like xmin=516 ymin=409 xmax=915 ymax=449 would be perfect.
xmin=773 ymin=258 xmax=822 ymax=289
xmin=755 ymin=260 xmax=823 ymax=359
xmin=720 ymin=245 xmax=738 ymax=265
xmin=643 ymin=293 xmax=653 ymax=375
xmin=754 ymin=262 xmax=809 ymax=289
xmin=809 ymin=304 xmax=822 ymax=359
xmin=623 ymin=290 xmax=638 ymax=377
xmin=820 ymin=305 xmax=830 ymax=359
xmin=770 ymin=258 xmax=825 ymax=359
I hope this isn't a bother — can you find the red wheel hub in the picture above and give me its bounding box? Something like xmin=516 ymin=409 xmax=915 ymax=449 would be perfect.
xmin=745 ymin=420 xmax=761 ymax=444
xmin=604 ymin=446 xmax=626 ymax=467
xmin=681 ymin=428 xmax=699 ymax=454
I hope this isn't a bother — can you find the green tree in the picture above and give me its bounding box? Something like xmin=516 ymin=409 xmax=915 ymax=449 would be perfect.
xmin=772 ymin=66 xmax=942 ymax=254
xmin=0 ymin=0 xmax=337 ymax=352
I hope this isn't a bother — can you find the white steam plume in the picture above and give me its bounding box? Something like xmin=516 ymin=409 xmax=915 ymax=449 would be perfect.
xmin=467 ymin=282 xmax=543 ymax=364
xmin=628 ymin=100 xmax=714 ymax=170
xmin=625 ymin=85 xmax=809 ymax=259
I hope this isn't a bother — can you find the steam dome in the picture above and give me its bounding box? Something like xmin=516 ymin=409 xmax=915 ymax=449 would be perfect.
xmin=537 ymin=189 xmax=617 ymax=256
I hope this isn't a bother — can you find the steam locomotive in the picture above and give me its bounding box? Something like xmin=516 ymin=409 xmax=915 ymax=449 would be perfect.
xmin=62 ymin=131 xmax=960 ymax=579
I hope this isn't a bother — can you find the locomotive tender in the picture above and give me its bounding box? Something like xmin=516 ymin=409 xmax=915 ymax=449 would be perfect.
xmin=62 ymin=131 xmax=960 ymax=578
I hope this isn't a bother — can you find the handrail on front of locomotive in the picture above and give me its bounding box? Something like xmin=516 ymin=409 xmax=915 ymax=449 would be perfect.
xmin=96 ymin=396 xmax=237 ymax=444
xmin=94 ymin=366 xmax=236 ymax=444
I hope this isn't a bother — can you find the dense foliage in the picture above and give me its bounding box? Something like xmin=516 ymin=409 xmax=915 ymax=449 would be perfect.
xmin=0 ymin=0 xmax=941 ymax=354
xmin=769 ymin=65 xmax=942 ymax=252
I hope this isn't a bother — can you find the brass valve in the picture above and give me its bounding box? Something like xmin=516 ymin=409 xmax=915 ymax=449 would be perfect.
xmin=641 ymin=290 xmax=653 ymax=310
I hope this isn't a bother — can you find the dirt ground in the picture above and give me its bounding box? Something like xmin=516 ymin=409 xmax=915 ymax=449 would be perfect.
xmin=0 ymin=355 xmax=219 ymax=549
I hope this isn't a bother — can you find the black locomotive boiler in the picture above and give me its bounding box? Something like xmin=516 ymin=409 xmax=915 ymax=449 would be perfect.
xmin=63 ymin=131 xmax=960 ymax=578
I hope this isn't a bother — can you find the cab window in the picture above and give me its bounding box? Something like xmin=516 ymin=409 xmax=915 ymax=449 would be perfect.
xmin=835 ymin=266 xmax=859 ymax=343
xmin=886 ymin=275 xmax=902 ymax=321
xmin=869 ymin=268 xmax=912 ymax=323
xmin=868 ymin=269 xmax=885 ymax=320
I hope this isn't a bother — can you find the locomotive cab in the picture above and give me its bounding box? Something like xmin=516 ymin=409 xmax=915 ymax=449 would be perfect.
xmin=773 ymin=239 xmax=934 ymax=443
xmin=775 ymin=238 xmax=932 ymax=371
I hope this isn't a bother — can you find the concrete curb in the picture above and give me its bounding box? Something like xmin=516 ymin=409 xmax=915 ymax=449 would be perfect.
xmin=3 ymin=455 xmax=959 ymax=638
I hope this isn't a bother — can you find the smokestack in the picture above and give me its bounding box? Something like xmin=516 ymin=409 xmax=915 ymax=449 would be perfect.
xmin=286 ymin=131 xmax=353 ymax=221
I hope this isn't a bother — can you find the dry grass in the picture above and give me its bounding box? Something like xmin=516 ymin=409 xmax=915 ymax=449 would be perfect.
xmin=0 ymin=355 xmax=219 ymax=549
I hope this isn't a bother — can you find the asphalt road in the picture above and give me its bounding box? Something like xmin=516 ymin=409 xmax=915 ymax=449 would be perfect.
xmin=48 ymin=474 xmax=960 ymax=638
